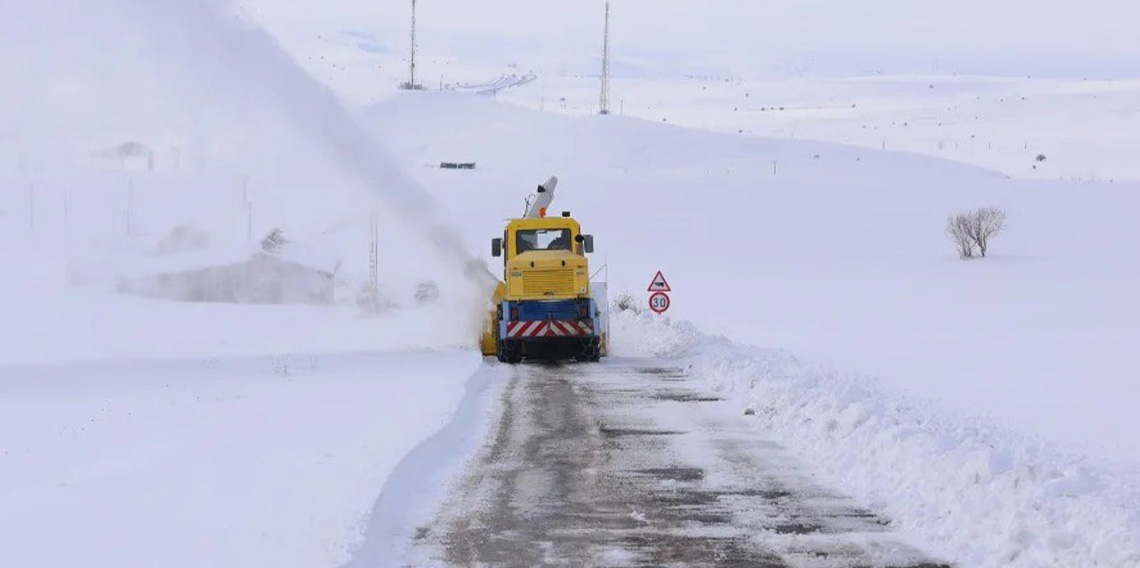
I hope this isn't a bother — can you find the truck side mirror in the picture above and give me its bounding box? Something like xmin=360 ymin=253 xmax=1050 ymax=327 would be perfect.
xmin=492 ymin=238 xmax=503 ymax=257
xmin=583 ymin=235 xmax=595 ymax=254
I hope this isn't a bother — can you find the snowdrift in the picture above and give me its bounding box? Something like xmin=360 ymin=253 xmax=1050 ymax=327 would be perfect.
xmin=611 ymin=310 xmax=1140 ymax=567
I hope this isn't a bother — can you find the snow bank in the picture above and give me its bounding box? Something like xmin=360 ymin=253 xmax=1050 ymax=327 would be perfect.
xmin=612 ymin=310 xmax=1140 ymax=567
xmin=340 ymin=362 xmax=508 ymax=568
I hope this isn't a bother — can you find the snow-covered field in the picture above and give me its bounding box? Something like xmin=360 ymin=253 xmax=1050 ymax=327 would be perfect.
xmin=0 ymin=350 xmax=487 ymax=567
xmin=499 ymin=75 xmax=1140 ymax=182
xmin=4 ymin=0 xmax=1140 ymax=566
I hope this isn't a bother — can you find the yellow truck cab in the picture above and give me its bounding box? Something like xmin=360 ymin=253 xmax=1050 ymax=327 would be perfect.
xmin=483 ymin=177 xmax=608 ymax=363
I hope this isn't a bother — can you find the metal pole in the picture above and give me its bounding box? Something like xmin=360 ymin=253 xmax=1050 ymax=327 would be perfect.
xmin=369 ymin=213 xmax=379 ymax=293
xmin=126 ymin=179 xmax=134 ymax=236
xmin=599 ymin=1 xmax=611 ymax=115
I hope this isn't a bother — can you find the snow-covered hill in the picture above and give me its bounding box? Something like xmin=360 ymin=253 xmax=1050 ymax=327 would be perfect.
xmin=499 ymin=75 xmax=1140 ymax=182
xmin=363 ymin=91 xmax=1140 ymax=467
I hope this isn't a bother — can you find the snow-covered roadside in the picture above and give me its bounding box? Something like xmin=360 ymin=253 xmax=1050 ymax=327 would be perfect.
xmin=340 ymin=361 xmax=509 ymax=568
xmin=0 ymin=350 xmax=483 ymax=568
xmin=611 ymin=310 xmax=1140 ymax=567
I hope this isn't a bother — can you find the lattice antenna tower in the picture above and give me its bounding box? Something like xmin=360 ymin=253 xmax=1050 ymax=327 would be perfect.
xmin=401 ymin=0 xmax=421 ymax=90
xmin=599 ymin=1 xmax=611 ymax=115
xmin=410 ymin=0 xmax=417 ymax=87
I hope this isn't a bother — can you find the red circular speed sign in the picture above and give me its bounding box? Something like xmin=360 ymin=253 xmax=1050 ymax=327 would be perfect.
xmin=649 ymin=292 xmax=671 ymax=314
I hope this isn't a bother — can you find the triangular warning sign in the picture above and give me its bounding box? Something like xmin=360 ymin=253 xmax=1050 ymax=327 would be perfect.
xmin=647 ymin=271 xmax=672 ymax=292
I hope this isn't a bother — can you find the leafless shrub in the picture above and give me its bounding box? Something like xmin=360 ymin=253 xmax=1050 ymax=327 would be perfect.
xmin=947 ymin=213 xmax=976 ymax=259
xmin=356 ymin=284 xmax=393 ymax=314
xmin=614 ymin=291 xmax=643 ymax=314
xmin=261 ymin=228 xmax=287 ymax=253
xmin=155 ymin=224 xmax=210 ymax=255
xmin=271 ymin=353 xmax=317 ymax=377
xmin=947 ymin=207 xmax=1007 ymax=259
xmin=968 ymin=207 xmax=1007 ymax=258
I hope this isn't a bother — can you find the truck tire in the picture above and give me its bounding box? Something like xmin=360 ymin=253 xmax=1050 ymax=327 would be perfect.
xmin=576 ymin=337 xmax=602 ymax=363
xmin=497 ymin=339 xmax=523 ymax=364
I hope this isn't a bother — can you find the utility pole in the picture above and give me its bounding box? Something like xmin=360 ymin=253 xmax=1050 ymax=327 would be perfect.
xmin=599 ymin=1 xmax=611 ymax=115
xmin=126 ymin=179 xmax=134 ymax=237
xmin=369 ymin=213 xmax=379 ymax=294
xmin=243 ymin=176 xmax=252 ymax=243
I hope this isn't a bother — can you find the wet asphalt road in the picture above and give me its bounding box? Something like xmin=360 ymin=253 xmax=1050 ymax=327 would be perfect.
xmin=412 ymin=359 xmax=951 ymax=568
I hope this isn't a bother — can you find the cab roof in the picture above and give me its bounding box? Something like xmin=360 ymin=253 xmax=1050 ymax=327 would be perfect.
xmin=506 ymin=216 xmax=582 ymax=231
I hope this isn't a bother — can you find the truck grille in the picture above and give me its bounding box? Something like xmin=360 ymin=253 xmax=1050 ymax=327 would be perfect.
xmin=522 ymin=269 xmax=575 ymax=297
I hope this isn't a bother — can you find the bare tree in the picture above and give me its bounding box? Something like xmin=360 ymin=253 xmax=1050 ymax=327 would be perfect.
xmin=947 ymin=207 xmax=1007 ymax=259
xmin=947 ymin=213 xmax=975 ymax=259
xmin=261 ymin=228 xmax=287 ymax=253
xmin=968 ymin=207 xmax=1007 ymax=258
xmin=614 ymin=291 xmax=643 ymax=314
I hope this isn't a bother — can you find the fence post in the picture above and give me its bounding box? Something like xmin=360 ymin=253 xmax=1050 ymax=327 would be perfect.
xmin=28 ymin=182 xmax=35 ymax=232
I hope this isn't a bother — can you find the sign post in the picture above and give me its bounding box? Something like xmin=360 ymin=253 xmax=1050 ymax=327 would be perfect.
xmin=647 ymin=271 xmax=672 ymax=314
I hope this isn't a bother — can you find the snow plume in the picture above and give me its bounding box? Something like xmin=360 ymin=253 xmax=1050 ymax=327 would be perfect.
xmin=0 ymin=0 xmax=494 ymax=308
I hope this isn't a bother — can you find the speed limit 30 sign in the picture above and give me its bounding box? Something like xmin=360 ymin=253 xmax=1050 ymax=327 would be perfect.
xmin=647 ymin=271 xmax=672 ymax=314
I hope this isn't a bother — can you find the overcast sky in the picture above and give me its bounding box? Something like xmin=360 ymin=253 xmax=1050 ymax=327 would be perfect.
xmin=246 ymin=0 xmax=1140 ymax=77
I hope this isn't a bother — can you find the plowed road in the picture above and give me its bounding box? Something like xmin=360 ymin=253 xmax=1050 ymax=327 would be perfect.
xmin=412 ymin=359 xmax=949 ymax=567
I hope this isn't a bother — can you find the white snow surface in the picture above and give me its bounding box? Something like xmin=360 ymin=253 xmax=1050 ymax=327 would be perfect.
xmin=0 ymin=350 xmax=484 ymax=568
xmin=611 ymin=310 xmax=1140 ymax=567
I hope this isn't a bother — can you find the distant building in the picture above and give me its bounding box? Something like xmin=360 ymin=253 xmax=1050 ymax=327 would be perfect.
xmin=90 ymin=141 xmax=155 ymax=171
xmin=118 ymin=244 xmax=341 ymax=305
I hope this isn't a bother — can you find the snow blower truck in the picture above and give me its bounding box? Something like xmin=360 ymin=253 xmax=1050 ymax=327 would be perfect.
xmin=479 ymin=176 xmax=609 ymax=363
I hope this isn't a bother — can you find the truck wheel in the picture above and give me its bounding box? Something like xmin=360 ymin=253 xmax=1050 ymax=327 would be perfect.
xmin=576 ymin=337 xmax=602 ymax=363
xmin=497 ymin=339 xmax=523 ymax=364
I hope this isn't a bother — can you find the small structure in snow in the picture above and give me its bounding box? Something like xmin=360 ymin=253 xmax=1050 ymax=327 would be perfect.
xmin=439 ymin=161 xmax=477 ymax=170
xmin=415 ymin=281 xmax=440 ymax=304
xmin=118 ymin=241 xmax=341 ymax=305
xmin=90 ymin=141 xmax=155 ymax=171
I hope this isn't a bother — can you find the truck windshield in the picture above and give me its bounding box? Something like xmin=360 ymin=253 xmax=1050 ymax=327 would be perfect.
xmin=516 ymin=229 xmax=572 ymax=253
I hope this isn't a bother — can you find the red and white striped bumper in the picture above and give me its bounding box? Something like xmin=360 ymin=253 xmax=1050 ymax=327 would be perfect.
xmin=505 ymin=320 xmax=594 ymax=339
